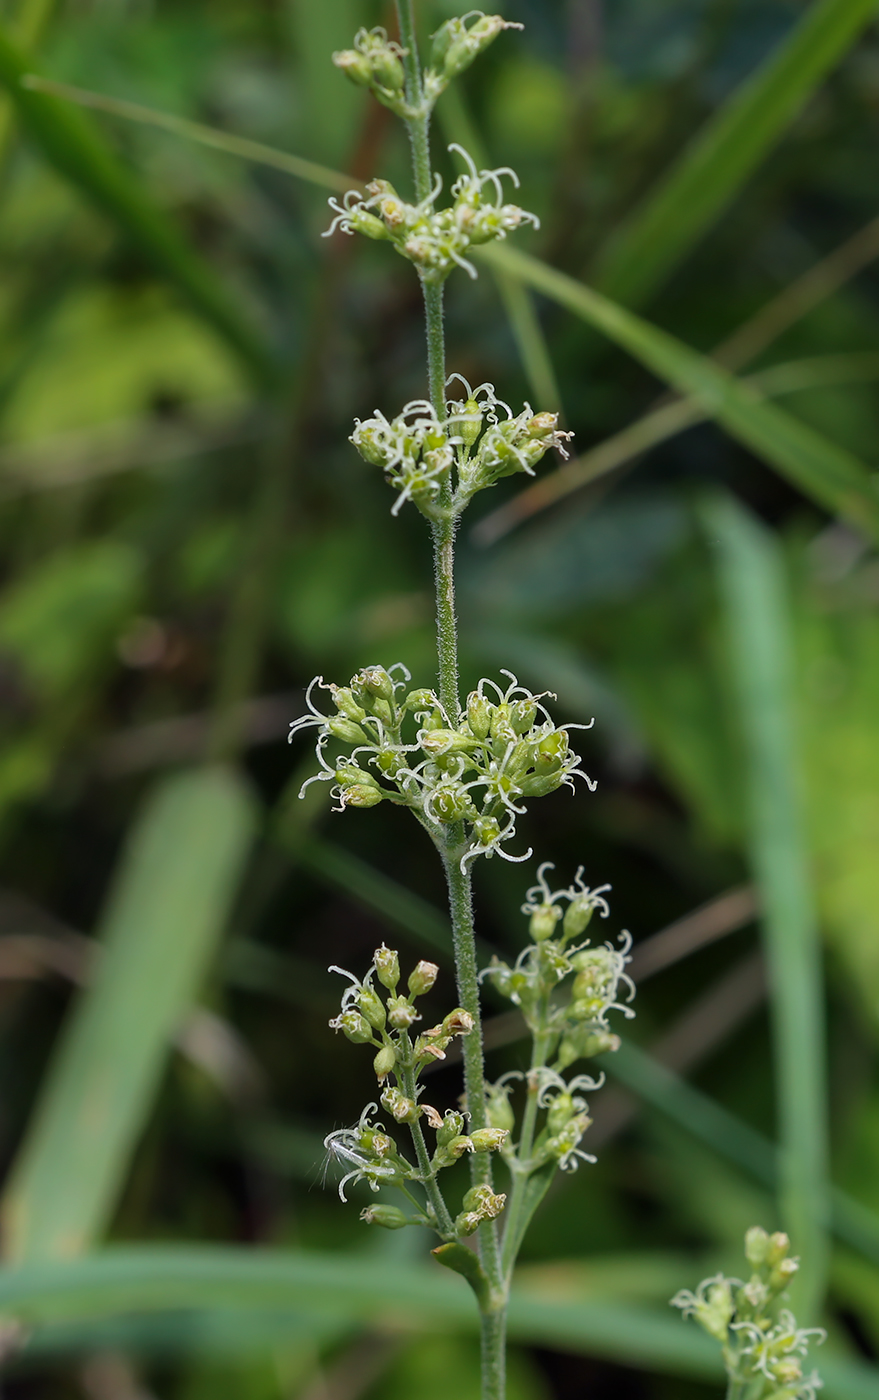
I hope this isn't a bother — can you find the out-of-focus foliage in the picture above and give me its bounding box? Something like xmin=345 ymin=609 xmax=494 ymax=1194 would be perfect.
xmin=0 ymin=1 xmax=878 ymax=1398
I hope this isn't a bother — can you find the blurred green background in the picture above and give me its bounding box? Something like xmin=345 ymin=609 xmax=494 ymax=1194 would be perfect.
xmin=1 ymin=0 xmax=879 ymax=1395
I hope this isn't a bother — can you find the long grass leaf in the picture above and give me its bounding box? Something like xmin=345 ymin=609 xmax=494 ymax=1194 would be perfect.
xmin=0 ymin=1248 xmax=877 ymax=1394
xmin=22 ymin=76 xmax=356 ymax=194
xmin=0 ymin=29 xmax=276 ymax=386
xmin=1 ymin=767 xmax=257 ymax=1262
xmin=707 ymin=495 xmax=829 ymax=1318
xmin=479 ymin=243 xmax=879 ymax=543
xmin=592 ymin=0 xmax=879 ymax=306
xmin=605 ymin=1042 xmax=879 ymax=1272
xmin=475 ymin=351 xmax=879 ymax=544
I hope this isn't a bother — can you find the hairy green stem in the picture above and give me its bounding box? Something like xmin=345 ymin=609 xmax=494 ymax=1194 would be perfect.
xmin=500 ymin=1021 xmax=553 ymax=1281
xmin=399 ymin=1058 xmax=455 ymax=1236
xmin=394 ymin=6 xmax=507 ymax=1393
xmin=480 ymin=1306 xmax=507 ymax=1400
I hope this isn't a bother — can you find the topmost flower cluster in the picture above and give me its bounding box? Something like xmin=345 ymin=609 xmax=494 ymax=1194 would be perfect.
xmin=325 ymin=145 xmax=538 ymax=284
xmin=332 ymin=15 xmax=523 ymax=119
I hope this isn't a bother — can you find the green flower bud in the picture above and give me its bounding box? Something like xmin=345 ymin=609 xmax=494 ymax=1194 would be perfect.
xmin=510 ymin=698 xmax=537 ymax=734
xmin=371 ymin=697 xmax=394 ymax=726
xmin=331 ymin=1009 xmax=372 ymax=1043
xmin=769 ymin=1256 xmax=799 ymax=1292
xmin=404 ymin=688 xmax=437 ymax=712
xmin=744 ymin=1225 xmax=770 ymax=1267
xmin=556 ymin=1026 xmax=620 ymax=1070
xmin=327 ymin=717 xmax=368 ymax=744
xmin=335 ymin=763 xmax=379 ymax=789
xmin=470 ymin=1128 xmax=509 ymax=1153
xmin=348 ymin=209 xmax=392 ymax=241
xmin=359 ymin=665 xmax=395 ymax=702
xmin=360 ymin=1203 xmax=408 ymax=1229
xmin=341 ymin=784 xmax=385 ymax=808
xmin=455 ymin=1209 xmax=483 ymax=1236
xmin=358 ymin=985 xmax=386 ymax=1030
xmin=563 ymin=895 xmax=595 ymax=942
xmin=695 ymin=1280 xmax=734 ymax=1342
xmin=331 ymin=686 xmax=367 ymax=721
xmin=443 ymin=1008 xmax=474 ymax=1036
xmin=486 ymin=1085 xmax=515 ymax=1134
xmin=408 ymin=960 xmax=439 ymax=996
xmin=373 ymin=1044 xmax=396 ymax=1081
xmin=381 ymin=1085 xmax=419 ymax=1122
xmin=375 ymin=750 xmax=404 ymax=776
xmin=370 ymin=48 xmax=405 ymax=93
xmin=332 ymin=49 xmax=373 ymax=86
xmin=466 ymin=691 xmax=493 ymax=740
xmin=439 ymin=15 xmax=511 ymax=81
xmin=428 ymin=18 xmax=456 ymax=69
xmin=546 ymin=1092 xmax=576 ymax=1136
xmin=530 ymin=901 xmax=562 ymax=942
xmin=436 ymin=1111 xmax=465 ymax=1146
xmin=421 ymin=728 xmax=479 ymax=755
xmin=387 ymin=995 xmax=419 ymax=1029
xmin=472 ymin=815 xmax=501 ymax=848
xmin=459 ymin=397 xmax=482 ymax=449
xmin=771 ymin=1360 xmax=803 ymax=1387
xmin=526 ymin=411 xmax=561 ymax=439
xmin=431 ymin=784 xmax=476 ymax=823
xmin=518 ymin=772 xmax=564 ymax=797
xmin=374 ymin=944 xmax=400 ymax=990
xmin=766 ymin=1231 xmax=791 ymax=1266
xmin=444 ymin=1134 xmax=473 ymax=1158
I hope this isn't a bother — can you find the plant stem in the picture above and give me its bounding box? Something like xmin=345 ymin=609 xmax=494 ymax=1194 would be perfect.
xmin=399 ymin=1058 xmax=455 ymax=1236
xmin=394 ymin=8 xmax=508 ymax=1395
xmin=500 ymin=1021 xmax=553 ymax=1281
xmin=480 ymin=1306 xmax=507 ymax=1400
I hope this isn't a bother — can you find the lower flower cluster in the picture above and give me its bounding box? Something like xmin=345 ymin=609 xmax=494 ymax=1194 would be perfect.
xmin=289 ymin=666 xmax=594 ymax=869
xmin=323 ymin=945 xmax=507 ymax=1240
xmin=672 ymin=1227 xmax=825 ymax=1399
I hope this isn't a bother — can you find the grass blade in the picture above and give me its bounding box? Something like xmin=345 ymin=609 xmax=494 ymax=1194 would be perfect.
xmin=0 ymin=28 xmax=276 ymax=386
xmin=1 ymin=766 xmax=257 ymax=1262
xmin=592 ymin=0 xmax=879 ymax=306
xmin=22 ymin=76 xmax=356 ymax=194
xmin=475 ymin=351 xmax=879 ymax=544
xmin=707 ymin=494 xmax=829 ymax=1317
xmin=0 ymin=1247 xmax=877 ymax=1394
xmin=479 ymin=243 xmax=879 ymax=543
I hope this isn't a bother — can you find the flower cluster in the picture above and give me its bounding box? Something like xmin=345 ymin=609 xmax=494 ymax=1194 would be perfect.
xmin=672 ymin=1228 xmax=825 ymax=1399
xmin=323 ymin=946 xmax=508 ymax=1239
xmin=333 ymin=16 xmax=523 ymax=120
xmin=325 ymin=145 xmax=538 ymax=284
xmin=482 ymin=864 xmax=634 ymax=1068
xmin=289 ymin=667 xmax=595 ymax=869
xmin=349 ymin=376 xmax=572 ymax=519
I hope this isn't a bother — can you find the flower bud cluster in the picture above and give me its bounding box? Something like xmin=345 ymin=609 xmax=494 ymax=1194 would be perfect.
xmin=672 ymin=1228 xmax=825 ymax=1399
xmin=325 ymin=144 xmax=538 ymax=284
xmin=323 ymin=949 xmax=507 ymax=1239
xmin=349 ymin=376 xmax=572 ymax=521
xmin=290 ymin=668 xmax=594 ymax=869
xmin=425 ymin=14 xmax=523 ymax=101
xmin=331 ymin=28 xmax=408 ymax=114
xmin=333 ymin=15 xmax=520 ymax=119
xmin=481 ymin=863 xmax=634 ymax=1067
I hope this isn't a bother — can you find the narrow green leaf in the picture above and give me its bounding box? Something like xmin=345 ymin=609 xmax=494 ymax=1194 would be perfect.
xmin=0 ymin=1247 xmax=877 ymax=1394
xmin=479 ymin=243 xmax=879 ymax=543
xmin=432 ymin=1243 xmax=491 ymax=1308
xmin=708 ymin=496 xmax=830 ymax=1317
xmin=603 ymin=1041 xmax=879 ymax=1273
xmin=0 ymin=27 xmax=276 ymax=387
xmin=499 ymin=1159 xmax=557 ymax=1276
xmin=22 ymin=76 xmax=356 ymax=195
xmin=1 ymin=766 xmax=257 ymax=1262
xmin=593 ymin=0 xmax=879 ymax=306
xmin=292 ymin=834 xmax=454 ymax=956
